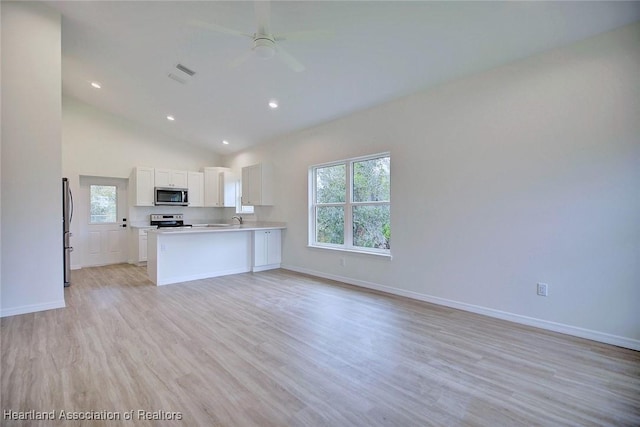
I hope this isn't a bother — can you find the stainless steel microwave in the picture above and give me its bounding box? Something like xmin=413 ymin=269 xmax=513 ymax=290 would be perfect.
xmin=154 ymin=187 xmax=189 ymax=206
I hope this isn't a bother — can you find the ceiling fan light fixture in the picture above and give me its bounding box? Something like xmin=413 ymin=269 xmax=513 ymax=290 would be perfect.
xmin=254 ymin=37 xmax=276 ymax=59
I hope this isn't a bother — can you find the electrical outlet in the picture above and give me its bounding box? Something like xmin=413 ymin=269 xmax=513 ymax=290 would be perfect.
xmin=340 ymin=257 xmax=346 ymax=267
xmin=537 ymin=283 xmax=548 ymax=297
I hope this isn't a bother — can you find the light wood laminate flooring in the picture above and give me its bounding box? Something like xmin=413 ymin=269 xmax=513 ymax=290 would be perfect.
xmin=2 ymin=265 xmax=639 ymax=426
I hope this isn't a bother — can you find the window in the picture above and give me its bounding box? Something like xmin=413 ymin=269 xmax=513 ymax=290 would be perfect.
xmin=310 ymin=153 xmax=390 ymax=254
xmin=90 ymin=185 xmax=117 ymax=223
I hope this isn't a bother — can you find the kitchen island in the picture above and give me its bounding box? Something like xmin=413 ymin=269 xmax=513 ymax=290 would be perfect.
xmin=147 ymin=222 xmax=285 ymax=286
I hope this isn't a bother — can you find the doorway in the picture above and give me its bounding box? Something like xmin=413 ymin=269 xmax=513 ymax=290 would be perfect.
xmin=79 ymin=176 xmax=129 ymax=267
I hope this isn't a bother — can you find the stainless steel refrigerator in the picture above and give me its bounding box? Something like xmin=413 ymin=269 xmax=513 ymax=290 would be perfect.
xmin=62 ymin=178 xmax=74 ymax=287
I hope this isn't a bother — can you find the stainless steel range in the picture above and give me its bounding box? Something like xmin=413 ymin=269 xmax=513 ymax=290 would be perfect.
xmin=150 ymin=214 xmax=192 ymax=229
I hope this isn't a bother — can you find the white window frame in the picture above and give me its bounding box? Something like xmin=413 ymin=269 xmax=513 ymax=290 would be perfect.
xmin=309 ymin=152 xmax=391 ymax=256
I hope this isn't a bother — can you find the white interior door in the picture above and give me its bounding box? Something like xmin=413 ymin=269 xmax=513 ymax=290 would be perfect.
xmin=80 ymin=177 xmax=129 ymax=267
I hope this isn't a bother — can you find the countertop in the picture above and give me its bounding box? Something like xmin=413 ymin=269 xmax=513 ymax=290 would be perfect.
xmin=146 ymin=221 xmax=286 ymax=235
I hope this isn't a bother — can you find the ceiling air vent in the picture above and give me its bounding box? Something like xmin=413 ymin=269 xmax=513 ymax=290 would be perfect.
xmin=175 ymin=63 xmax=196 ymax=77
xmin=168 ymin=73 xmax=187 ymax=84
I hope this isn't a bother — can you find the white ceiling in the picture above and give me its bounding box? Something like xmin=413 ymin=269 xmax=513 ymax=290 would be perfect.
xmin=50 ymin=1 xmax=640 ymax=154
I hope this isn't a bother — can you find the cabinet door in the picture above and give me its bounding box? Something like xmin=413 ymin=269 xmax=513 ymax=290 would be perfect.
xmin=172 ymin=170 xmax=188 ymax=188
xmin=254 ymin=231 xmax=268 ymax=267
xmin=222 ymin=170 xmax=237 ymax=207
xmin=254 ymin=230 xmax=281 ymax=268
xmin=241 ymin=163 xmax=273 ymax=206
xmin=133 ymin=167 xmax=155 ymax=206
xmin=248 ymin=164 xmax=262 ymax=205
xmin=154 ymin=168 xmax=171 ymax=187
xmin=266 ymin=230 xmax=282 ymax=265
xmin=241 ymin=166 xmax=251 ymax=205
xmin=203 ymin=168 xmax=222 ymax=207
xmin=188 ymin=172 xmax=204 ymax=207
xmin=155 ymin=169 xmax=187 ymax=187
xmin=242 ymin=164 xmax=262 ymax=205
xmin=139 ymin=233 xmax=148 ymax=262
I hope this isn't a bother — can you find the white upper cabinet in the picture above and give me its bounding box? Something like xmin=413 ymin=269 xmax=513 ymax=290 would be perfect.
xmin=241 ymin=163 xmax=273 ymax=206
xmin=203 ymin=167 xmax=236 ymax=207
xmin=188 ymin=171 xmax=204 ymax=207
xmin=154 ymin=169 xmax=171 ymax=187
xmin=129 ymin=166 xmax=155 ymax=206
xmin=155 ymin=168 xmax=188 ymax=188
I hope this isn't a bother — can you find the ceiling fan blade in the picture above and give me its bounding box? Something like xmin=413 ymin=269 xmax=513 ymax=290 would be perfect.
xmin=274 ymin=30 xmax=334 ymax=42
xmin=229 ymin=49 xmax=254 ymax=69
xmin=189 ymin=20 xmax=252 ymax=38
xmin=275 ymin=44 xmax=305 ymax=73
xmin=254 ymin=0 xmax=271 ymax=35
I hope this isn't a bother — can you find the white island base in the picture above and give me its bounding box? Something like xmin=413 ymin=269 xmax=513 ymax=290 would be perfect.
xmin=147 ymin=225 xmax=283 ymax=286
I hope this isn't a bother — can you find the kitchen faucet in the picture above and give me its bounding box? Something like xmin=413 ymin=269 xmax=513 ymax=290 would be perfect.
xmin=232 ymin=215 xmax=243 ymax=224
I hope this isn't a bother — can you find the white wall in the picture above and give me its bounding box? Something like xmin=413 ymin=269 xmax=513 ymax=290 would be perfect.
xmin=62 ymin=97 xmax=226 ymax=267
xmin=225 ymin=23 xmax=640 ymax=349
xmin=63 ymin=96 xmax=223 ymax=180
xmin=0 ymin=1 xmax=3 ymax=313
xmin=1 ymin=1 xmax=65 ymax=316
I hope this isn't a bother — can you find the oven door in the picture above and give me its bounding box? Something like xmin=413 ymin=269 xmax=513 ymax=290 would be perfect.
xmin=154 ymin=187 xmax=188 ymax=206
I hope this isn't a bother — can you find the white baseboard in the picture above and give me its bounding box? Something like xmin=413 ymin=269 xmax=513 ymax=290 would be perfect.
xmin=281 ymin=264 xmax=640 ymax=351
xmin=253 ymin=263 xmax=281 ymax=272
xmin=1 ymin=300 xmax=66 ymax=318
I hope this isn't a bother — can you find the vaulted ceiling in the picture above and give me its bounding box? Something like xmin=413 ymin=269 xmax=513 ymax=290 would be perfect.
xmin=51 ymin=1 xmax=640 ymax=154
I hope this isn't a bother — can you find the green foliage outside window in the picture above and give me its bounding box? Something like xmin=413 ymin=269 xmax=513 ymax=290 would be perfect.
xmin=316 ymin=206 xmax=344 ymax=244
xmin=316 ymin=164 xmax=345 ymax=203
xmin=353 ymin=205 xmax=390 ymax=249
xmin=315 ymin=164 xmax=346 ymax=244
xmin=352 ymin=157 xmax=390 ymax=249
xmin=353 ymin=157 xmax=390 ymax=202
xmin=312 ymin=154 xmax=390 ymax=252
xmin=90 ymin=185 xmax=117 ymax=223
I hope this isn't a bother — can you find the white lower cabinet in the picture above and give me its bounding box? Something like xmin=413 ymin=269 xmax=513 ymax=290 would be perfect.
xmin=253 ymin=230 xmax=281 ymax=271
xmin=139 ymin=231 xmax=148 ymax=262
xmin=130 ymin=228 xmax=151 ymax=264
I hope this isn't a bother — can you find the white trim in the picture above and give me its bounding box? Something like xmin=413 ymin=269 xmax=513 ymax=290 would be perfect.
xmin=252 ymin=264 xmax=281 ymax=272
xmin=1 ymin=300 xmax=66 ymax=318
xmin=281 ymin=264 xmax=640 ymax=351
xmin=307 ymin=244 xmax=392 ymax=259
xmin=308 ymin=151 xmax=391 ymax=169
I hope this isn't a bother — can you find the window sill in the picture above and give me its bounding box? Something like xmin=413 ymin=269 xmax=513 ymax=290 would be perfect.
xmin=307 ymin=244 xmax=392 ymax=259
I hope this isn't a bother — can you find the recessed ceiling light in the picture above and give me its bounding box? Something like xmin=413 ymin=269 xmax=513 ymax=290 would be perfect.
xmin=268 ymin=100 xmax=278 ymax=109
xmin=166 ymin=115 xmax=175 ymax=121
xmin=90 ymin=82 xmax=101 ymax=89
xmin=222 ymin=140 xmax=229 ymax=145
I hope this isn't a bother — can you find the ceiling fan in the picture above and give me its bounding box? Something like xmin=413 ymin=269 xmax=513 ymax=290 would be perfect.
xmin=191 ymin=1 xmax=329 ymax=72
